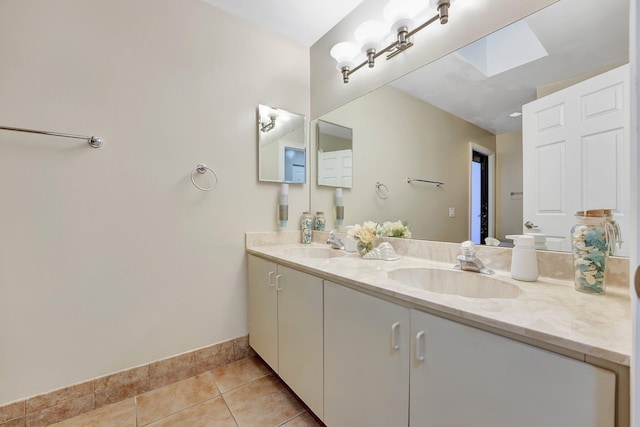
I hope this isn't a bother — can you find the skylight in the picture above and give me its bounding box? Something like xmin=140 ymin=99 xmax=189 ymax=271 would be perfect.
xmin=455 ymin=20 xmax=548 ymax=77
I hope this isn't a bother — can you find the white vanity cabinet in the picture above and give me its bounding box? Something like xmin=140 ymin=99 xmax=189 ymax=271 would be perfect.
xmin=248 ymin=253 xmax=622 ymax=426
xmin=324 ymin=281 xmax=410 ymax=427
xmin=410 ymin=309 xmax=616 ymax=427
xmin=247 ymin=255 xmax=324 ymax=418
xmin=248 ymin=256 xmax=278 ymax=369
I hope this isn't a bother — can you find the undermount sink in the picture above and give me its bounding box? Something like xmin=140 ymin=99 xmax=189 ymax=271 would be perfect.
xmin=284 ymin=247 xmax=346 ymax=259
xmin=388 ymin=267 xmax=522 ymax=299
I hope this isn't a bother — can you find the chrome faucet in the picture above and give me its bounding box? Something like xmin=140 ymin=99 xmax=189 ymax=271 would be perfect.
xmin=454 ymin=241 xmax=494 ymax=275
xmin=326 ymin=230 xmax=346 ymax=250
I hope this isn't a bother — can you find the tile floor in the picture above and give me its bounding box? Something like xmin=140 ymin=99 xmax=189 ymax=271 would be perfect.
xmin=48 ymin=357 xmax=323 ymax=427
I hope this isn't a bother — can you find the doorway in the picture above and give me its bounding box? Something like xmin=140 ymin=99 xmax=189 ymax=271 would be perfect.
xmin=470 ymin=144 xmax=495 ymax=245
xmin=284 ymin=147 xmax=306 ymax=183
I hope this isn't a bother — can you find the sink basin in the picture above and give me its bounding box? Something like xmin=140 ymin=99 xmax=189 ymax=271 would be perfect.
xmin=284 ymin=247 xmax=346 ymax=259
xmin=388 ymin=268 xmax=521 ymax=299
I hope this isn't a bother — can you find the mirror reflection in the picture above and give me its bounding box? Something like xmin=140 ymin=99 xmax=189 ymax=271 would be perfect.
xmin=317 ymin=120 xmax=353 ymax=188
xmin=258 ymin=104 xmax=306 ymax=184
xmin=310 ymin=0 xmax=629 ymax=254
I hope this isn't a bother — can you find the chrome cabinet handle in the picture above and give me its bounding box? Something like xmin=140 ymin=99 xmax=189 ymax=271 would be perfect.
xmin=415 ymin=331 xmax=425 ymax=362
xmin=268 ymin=271 xmax=276 ymax=287
xmin=391 ymin=322 xmax=400 ymax=350
xmin=275 ymin=274 xmax=283 ymax=291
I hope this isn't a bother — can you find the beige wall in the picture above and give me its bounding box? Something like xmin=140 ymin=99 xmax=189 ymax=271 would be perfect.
xmin=318 ymin=133 xmax=351 ymax=152
xmin=0 ymin=0 xmax=309 ymax=404
xmin=310 ymin=86 xmax=495 ymax=242
xmin=495 ymin=131 xmax=524 ymax=239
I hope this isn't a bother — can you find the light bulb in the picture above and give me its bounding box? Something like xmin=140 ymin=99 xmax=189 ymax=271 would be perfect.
xmin=354 ymin=20 xmax=387 ymax=68
xmin=354 ymin=20 xmax=387 ymax=53
xmin=384 ymin=0 xmax=428 ymax=32
xmin=330 ymin=41 xmax=360 ymax=70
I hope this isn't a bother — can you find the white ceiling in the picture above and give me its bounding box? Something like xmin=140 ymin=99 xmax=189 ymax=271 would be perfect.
xmin=201 ymin=0 xmax=363 ymax=47
xmin=203 ymin=0 xmax=629 ymax=135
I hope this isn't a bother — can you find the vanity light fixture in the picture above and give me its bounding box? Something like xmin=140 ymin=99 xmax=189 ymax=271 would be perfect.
xmin=260 ymin=115 xmax=276 ymax=133
xmin=330 ymin=0 xmax=452 ymax=83
xmin=354 ymin=20 xmax=388 ymax=68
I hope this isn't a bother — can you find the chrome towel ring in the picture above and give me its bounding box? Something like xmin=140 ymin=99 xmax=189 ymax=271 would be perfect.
xmin=376 ymin=181 xmax=389 ymax=199
xmin=191 ymin=164 xmax=218 ymax=191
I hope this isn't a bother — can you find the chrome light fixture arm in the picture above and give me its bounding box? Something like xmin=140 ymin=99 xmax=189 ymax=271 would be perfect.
xmin=334 ymin=0 xmax=451 ymax=84
xmin=260 ymin=115 xmax=276 ymax=133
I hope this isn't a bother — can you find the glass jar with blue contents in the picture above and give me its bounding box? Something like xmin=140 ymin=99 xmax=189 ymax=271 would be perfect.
xmin=571 ymin=212 xmax=610 ymax=294
xmin=314 ymin=211 xmax=326 ymax=231
xmin=301 ymin=212 xmax=314 ymax=244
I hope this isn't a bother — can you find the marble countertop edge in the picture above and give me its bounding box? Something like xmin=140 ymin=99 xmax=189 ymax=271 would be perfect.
xmin=246 ymin=242 xmax=631 ymax=367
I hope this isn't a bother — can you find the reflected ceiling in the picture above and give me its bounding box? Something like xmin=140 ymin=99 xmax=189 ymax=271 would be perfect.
xmin=389 ymin=0 xmax=629 ymax=134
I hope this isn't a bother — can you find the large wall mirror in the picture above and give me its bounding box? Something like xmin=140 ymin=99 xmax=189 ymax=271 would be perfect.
xmin=309 ymin=0 xmax=629 ymax=254
xmin=258 ymin=104 xmax=307 ymax=184
xmin=317 ymin=120 xmax=353 ymax=188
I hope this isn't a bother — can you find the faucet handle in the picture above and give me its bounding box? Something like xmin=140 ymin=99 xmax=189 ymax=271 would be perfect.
xmin=326 ymin=230 xmax=346 ymax=250
xmin=460 ymin=240 xmax=476 ymax=257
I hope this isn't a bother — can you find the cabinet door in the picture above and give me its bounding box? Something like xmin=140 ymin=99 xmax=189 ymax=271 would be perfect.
xmin=324 ymin=281 xmax=409 ymax=427
xmin=247 ymin=255 xmax=278 ymax=371
xmin=410 ymin=309 xmax=615 ymax=427
xmin=277 ymin=265 xmax=324 ymax=419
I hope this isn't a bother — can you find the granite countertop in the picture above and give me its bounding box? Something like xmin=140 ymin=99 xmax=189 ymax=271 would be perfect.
xmin=247 ymin=242 xmax=632 ymax=366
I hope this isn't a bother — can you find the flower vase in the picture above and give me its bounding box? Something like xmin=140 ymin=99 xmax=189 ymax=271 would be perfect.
xmin=357 ymin=240 xmax=373 ymax=257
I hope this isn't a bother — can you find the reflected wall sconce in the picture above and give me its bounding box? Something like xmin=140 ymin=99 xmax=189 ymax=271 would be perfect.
xmin=260 ymin=115 xmax=276 ymax=133
xmin=330 ymin=0 xmax=452 ymax=83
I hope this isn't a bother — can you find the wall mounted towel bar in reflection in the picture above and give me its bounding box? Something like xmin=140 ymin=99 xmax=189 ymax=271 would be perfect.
xmin=0 ymin=125 xmax=103 ymax=148
xmin=407 ymin=178 xmax=444 ymax=187
xmin=510 ymin=191 xmax=523 ymax=196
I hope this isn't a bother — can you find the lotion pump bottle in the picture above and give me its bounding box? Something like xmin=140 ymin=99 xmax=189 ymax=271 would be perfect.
xmin=505 ymin=235 xmax=538 ymax=281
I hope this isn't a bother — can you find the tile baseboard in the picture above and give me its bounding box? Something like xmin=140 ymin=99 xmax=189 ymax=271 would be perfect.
xmin=0 ymin=335 xmax=254 ymax=427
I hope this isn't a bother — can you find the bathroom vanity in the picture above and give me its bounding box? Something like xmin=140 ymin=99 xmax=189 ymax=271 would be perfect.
xmin=246 ymin=233 xmax=630 ymax=427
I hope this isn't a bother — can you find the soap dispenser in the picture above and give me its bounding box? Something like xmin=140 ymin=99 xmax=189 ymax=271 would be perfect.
xmin=505 ymin=235 xmax=538 ymax=281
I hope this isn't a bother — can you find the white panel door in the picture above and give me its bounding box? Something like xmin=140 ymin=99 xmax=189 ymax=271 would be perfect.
xmin=247 ymin=255 xmax=278 ymax=371
xmin=324 ymin=281 xmax=409 ymax=427
xmin=523 ymin=99 xmax=573 ymax=250
xmin=410 ymin=309 xmax=616 ymax=427
xmin=523 ymin=64 xmax=630 ymax=254
xmin=318 ymin=149 xmax=353 ymax=187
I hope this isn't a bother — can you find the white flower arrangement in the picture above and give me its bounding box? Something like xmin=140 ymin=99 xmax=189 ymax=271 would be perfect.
xmin=377 ymin=220 xmax=412 ymax=238
xmin=347 ymin=220 xmax=412 ymax=240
